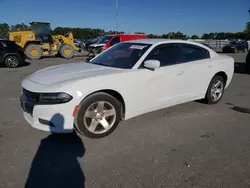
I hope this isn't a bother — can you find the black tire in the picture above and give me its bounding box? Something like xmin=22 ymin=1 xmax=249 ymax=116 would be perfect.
xmin=4 ymin=56 xmax=20 ymax=68
xmin=59 ymin=44 xmax=74 ymax=59
xmin=24 ymin=44 xmax=42 ymax=60
xmin=74 ymin=92 xmax=121 ymax=138
xmin=204 ymin=75 xmax=225 ymax=104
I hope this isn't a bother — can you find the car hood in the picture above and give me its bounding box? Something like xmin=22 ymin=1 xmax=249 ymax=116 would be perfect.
xmin=90 ymin=43 xmax=105 ymax=47
xmin=28 ymin=62 xmax=123 ymax=85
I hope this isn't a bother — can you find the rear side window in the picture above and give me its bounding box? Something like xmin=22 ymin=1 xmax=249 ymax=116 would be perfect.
xmin=0 ymin=42 xmax=3 ymax=48
xmin=181 ymin=44 xmax=210 ymax=62
xmin=110 ymin=37 xmax=120 ymax=46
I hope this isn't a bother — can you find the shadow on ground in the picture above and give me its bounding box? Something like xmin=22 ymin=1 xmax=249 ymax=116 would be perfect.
xmin=25 ymin=114 xmax=86 ymax=188
xmin=225 ymin=103 xmax=250 ymax=114
xmin=0 ymin=61 xmax=30 ymax=68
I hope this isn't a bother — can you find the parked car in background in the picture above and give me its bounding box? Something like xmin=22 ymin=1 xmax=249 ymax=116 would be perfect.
xmin=74 ymin=39 xmax=82 ymax=48
xmin=20 ymin=39 xmax=234 ymax=138
xmin=84 ymin=38 xmax=99 ymax=50
xmin=103 ymin=33 xmax=148 ymax=50
xmin=0 ymin=40 xmax=25 ymax=68
xmin=88 ymin=34 xmax=148 ymax=56
xmin=222 ymin=40 xmax=249 ymax=53
xmin=88 ymin=35 xmax=114 ymax=55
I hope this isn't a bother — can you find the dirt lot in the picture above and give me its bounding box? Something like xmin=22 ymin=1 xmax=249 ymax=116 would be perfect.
xmin=0 ymin=53 xmax=250 ymax=188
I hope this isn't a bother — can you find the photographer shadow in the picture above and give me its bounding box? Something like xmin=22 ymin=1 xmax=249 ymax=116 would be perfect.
xmin=25 ymin=113 xmax=85 ymax=188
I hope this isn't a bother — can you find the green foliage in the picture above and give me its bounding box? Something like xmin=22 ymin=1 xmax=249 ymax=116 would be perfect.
xmin=10 ymin=23 xmax=30 ymax=32
xmin=52 ymin=27 xmax=105 ymax=39
xmin=0 ymin=22 xmax=249 ymax=40
xmin=245 ymin=22 xmax=250 ymax=36
xmin=0 ymin=23 xmax=9 ymax=39
xmin=191 ymin=35 xmax=199 ymax=39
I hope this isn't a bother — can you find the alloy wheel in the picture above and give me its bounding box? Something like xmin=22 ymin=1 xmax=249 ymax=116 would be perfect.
xmin=83 ymin=101 xmax=116 ymax=134
xmin=210 ymin=80 xmax=224 ymax=102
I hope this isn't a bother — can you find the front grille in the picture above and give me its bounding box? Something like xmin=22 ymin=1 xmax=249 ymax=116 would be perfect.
xmin=23 ymin=88 xmax=39 ymax=102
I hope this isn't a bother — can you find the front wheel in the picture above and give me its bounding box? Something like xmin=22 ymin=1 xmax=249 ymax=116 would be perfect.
xmin=4 ymin=56 xmax=21 ymax=68
xmin=74 ymin=92 xmax=121 ymax=138
xmin=204 ymin=75 xmax=225 ymax=104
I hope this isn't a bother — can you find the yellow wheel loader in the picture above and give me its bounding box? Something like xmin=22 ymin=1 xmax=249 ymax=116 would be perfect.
xmin=9 ymin=22 xmax=88 ymax=60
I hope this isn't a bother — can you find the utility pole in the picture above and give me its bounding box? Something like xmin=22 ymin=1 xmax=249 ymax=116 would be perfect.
xmin=116 ymin=0 xmax=118 ymax=33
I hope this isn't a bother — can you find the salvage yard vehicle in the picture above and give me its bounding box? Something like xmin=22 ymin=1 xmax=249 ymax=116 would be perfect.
xmin=222 ymin=40 xmax=249 ymax=53
xmin=9 ymin=22 xmax=88 ymax=60
xmin=88 ymin=34 xmax=148 ymax=57
xmin=88 ymin=35 xmax=114 ymax=56
xmin=0 ymin=40 xmax=25 ymax=68
xmin=20 ymin=39 xmax=234 ymax=138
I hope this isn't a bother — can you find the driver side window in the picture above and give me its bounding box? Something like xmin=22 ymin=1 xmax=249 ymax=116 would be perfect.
xmin=142 ymin=43 xmax=181 ymax=67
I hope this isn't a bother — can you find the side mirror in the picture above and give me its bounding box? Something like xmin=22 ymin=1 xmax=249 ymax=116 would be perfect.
xmin=144 ymin=60 xmax=160 ymax=69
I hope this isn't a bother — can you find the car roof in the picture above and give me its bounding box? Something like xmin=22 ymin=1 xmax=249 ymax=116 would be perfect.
xmin=123 ymin=38 xmax=219 ymax=58
xmin=124 ymin=38 xmax=207 ymax=46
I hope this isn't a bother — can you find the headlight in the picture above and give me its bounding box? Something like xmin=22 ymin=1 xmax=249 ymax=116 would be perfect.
xmin=39 ymin=92 xmax=73 ymax=104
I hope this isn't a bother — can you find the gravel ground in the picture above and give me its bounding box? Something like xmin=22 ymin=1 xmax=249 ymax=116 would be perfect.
xmin=0 ymin=53 xmax=250 ymax=188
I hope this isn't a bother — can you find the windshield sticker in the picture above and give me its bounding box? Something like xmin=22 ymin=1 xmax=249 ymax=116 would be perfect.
xmin=129 ymin=45 xmax=147 ymax=50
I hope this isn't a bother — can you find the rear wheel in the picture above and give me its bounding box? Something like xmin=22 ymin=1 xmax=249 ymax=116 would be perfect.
xmin=74 ymin=92 xmax=121 ymax=138
xmin=4 ymin=56 xmax=20 ymax=68
xmin=204 ymin=75 xmax=225 ymax=104
xmin=59 ymin=44 xmax=74 ymax=58
xmin=24 ymin=44 xmax=42 ymax=60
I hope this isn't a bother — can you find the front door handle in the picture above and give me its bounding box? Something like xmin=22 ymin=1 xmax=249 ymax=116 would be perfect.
xmin=177 ymin=71 xmax=184 ymax=75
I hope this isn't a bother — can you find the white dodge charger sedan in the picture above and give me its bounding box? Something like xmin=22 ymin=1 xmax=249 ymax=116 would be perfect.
xmin=20 ymin=39 xmax=234 ymax=138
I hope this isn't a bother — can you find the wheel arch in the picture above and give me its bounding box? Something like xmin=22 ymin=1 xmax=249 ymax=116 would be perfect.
xmin=80 ymin=89 xmax=126 ymax=120
xmin=4 ymin=53 xmax=19 ymax=61
xmin=214 ymin=71 xmax=228 ymax=84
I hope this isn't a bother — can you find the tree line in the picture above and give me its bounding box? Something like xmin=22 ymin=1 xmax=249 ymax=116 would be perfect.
xmin=0 ymin=22 xmax=249 ymax=40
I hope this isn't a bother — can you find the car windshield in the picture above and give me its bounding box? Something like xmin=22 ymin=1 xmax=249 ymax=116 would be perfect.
xmin=90 ymin=42 xmax=152 ymax=69
xmin=96 ymin=36 xmax=113 ymax=44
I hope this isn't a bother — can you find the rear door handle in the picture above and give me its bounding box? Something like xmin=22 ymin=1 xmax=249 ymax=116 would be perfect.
xmin=177 ymin=71 xmax=184 ymax=75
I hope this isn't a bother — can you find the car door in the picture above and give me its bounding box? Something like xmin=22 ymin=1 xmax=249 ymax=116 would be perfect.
xmin=178 ymin=43 xmax=213 ymax=98
xmin=136 ymin=43 xmax=189 ymax=112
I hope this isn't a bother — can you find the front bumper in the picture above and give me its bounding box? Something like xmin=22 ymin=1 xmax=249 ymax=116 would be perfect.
xmin=20 ymin=93 xmax=75 ymax=133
